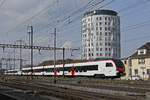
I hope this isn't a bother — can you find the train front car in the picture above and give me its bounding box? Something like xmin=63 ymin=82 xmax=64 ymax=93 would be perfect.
xmin=113 ymin=59 xmax=125 ymax=77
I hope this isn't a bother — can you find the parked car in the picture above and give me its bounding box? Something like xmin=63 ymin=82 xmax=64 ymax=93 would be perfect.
xmin=128 ymin=75 xmax=142 ymax=80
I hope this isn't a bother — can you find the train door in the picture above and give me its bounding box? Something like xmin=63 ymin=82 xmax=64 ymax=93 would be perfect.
xmin=105 ymin=62 xmax=115 ymax=76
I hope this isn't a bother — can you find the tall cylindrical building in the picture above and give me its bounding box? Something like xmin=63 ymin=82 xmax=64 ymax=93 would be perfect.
xmin=81 ymin=10 xmax=120 ymax=60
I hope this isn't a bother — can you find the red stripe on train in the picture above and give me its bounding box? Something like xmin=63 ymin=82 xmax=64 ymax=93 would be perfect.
xmin=116 ymin=67 xmax=125 ymax=72
xmin=71 ymin=67 xmax=75 ymax=76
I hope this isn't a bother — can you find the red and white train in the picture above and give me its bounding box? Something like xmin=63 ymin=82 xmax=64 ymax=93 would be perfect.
xmin=5 ymin=58 xmax=125 ymax=78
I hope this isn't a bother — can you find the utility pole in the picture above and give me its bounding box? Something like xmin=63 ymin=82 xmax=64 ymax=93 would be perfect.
xmin=31 ymin=26 xmax=33 ymax=79
xmin=0 ymin=60 xmax=2 ymax=75
xmin=27 ymin=26 xmax=34 ymax=79
xmin=14 ymin=42 xmax=16 ymax=70
xmin=62 ymin=48 xmax=65 ymax=77
xmin=128 ymin=56 xmax=132 ymax=80
xmin=6 ymin=60 xmax=8 ymax=71
xmin=54 ymin=28 xmax=56 ymax=83
xmin=16 ymin=40 xmax=24 ymax=75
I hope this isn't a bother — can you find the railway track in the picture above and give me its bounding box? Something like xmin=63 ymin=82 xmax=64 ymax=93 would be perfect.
xmin=0 ymin=79 xmax=142 ymax=100
xmin=57 ymin=80 xmax=150 ymax=93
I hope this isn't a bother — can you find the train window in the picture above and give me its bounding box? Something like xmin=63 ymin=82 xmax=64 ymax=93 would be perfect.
xmin=83 ymin=69 xmax=87 ymax=72
xmin=87 ymin=65 xmax=98 ymax=70
xmin=106 ymin=63 xmax=113 ymax=67
xmin=79 ymin=70 xmax=82 ymax=72
xmin=114 ymin=59 xmax=124 ymax=68
xmin=75 ymin=65 xmax=98 ymax=71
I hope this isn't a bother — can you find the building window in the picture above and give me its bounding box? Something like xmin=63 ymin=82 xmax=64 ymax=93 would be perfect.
xmin=105 ymin=32 xmax=107 ymax=36
xmin=100 ymin=32 xmax=102 ymax=35
xmin=96 ymin=32 xmax=99 ymax=35
xmin=99 ymin=22 xmax=102 ymax=25
xmin=96 ymin=53 xmax=99 ymax=56
xmin=147 ymin=69 xmax=150 ymax=75
xmin=96 ymin=17 xmax=98 ymax=20
xmin=124 ymin=60 xmax=127 ymax=64
xmin=96 ymin=27 xmax=98 ymax=30
xmin=135 ymin=69 xmax=138 ymax=75
xmin=138 ymin=58 xmax=145 ymax=64
xmin=100 ymin=27 xmax=102 ymax=30
xmin=96 ymin=48 xmax=99 ymax=51
xmin=99 ymin=17 xmax=102 ymax=20
xmin=100 ymin=48 xmax=102 ymax=51
xmin=96 ymin=43 xmax=98 ymax=46
xmin=100 ymin=43 xmax=102 ymax=46
xmin=100 ymin=53 xmax=102 ymax=56
xmin=105 ymin=17 xmax=107 ymax=20
xmin=105 ymin=27 xmax=107 ymax=31
xmin=138 ymin=49 xmax=146 ymax=55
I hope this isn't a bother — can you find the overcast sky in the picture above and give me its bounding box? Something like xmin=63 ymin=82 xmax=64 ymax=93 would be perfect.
xmin=0 ymin=0 xmax=150 ymax=68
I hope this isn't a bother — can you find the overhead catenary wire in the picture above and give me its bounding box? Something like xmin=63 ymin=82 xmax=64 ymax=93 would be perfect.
xmin=52 ymin=0 xmax=150 ymax=58
xmin=33 ymin=0 xmax=105 ymax=37
xmin=47 ymin=0 xmax=105 ymax=27
xmin=3 ymin=0 xmax=150 ymax=60
xmin=122 ymin=35 xmax=150 ymax=43
xmin=4 ymin=0 xmax=58 ymax=35
xmin=59 ymin=0 xmax=150 ymax=51
xmin=59 ymin=0 xmax=150 ymax=33
xmin=13 ymin=0 xmax=103 ymax=41
xmin=4 ymin=0 xmax=99 ymax=36
xmin=118 ymin=0 xmax=150 ymax=13
xmin=47 ymin=0 xmax=111 ymax=33
xmin=56 ymin=0 xmax=115 ymax=35
xmin=51 ymin=0 xmax=116 ymax=48
xmin=122 ymin=19 xmax=150 ymax=32
xmin=0 ymin=0 xmax=6 ymax=8
xmin=38 ymin=0 xmax=150 ymax=48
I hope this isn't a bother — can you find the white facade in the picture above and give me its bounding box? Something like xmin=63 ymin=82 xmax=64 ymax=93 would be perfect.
xmin=82 ymin=10 xmax=120 ymax=60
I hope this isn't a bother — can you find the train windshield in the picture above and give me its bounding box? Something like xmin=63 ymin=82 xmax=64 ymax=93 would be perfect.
xmin=114 ymin=59 xmax=124 ymax=68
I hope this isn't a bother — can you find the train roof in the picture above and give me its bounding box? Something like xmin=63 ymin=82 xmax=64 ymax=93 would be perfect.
xmin=22 ymin=58 xmax=121 ymax=69
xmin=89 ymin=58 xmax=120 ymax=61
